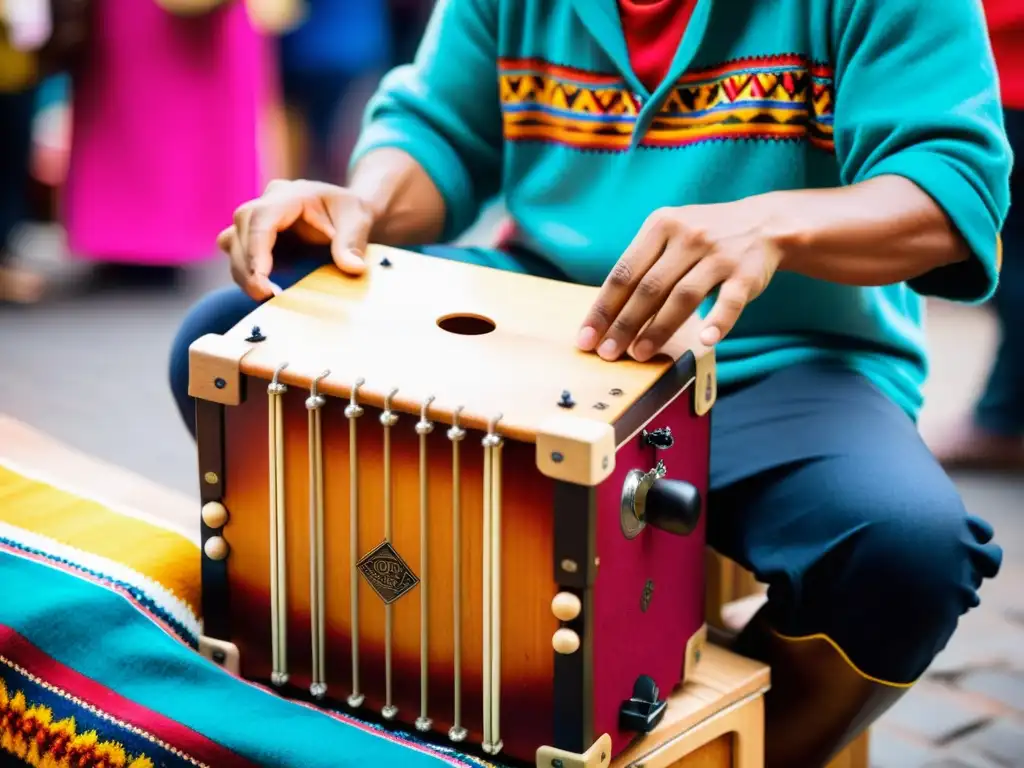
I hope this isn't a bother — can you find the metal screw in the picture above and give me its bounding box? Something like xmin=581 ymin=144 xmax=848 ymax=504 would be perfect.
xmin=593 ymin=402 xmax=608 ymax=410
xmin=214 ymin=377 xmax=226 ymax=389
xmin=641 ymin=579 xmax=655 ymax=613
xmin=212 ymin=650 xmax=226 ymax=663
xmin=552 ymin=761 xmax=564 ymax=768
xmin=204 ymin=471 xmax=218 ymax=485
xmin=561 ymin=559 xmax=578 ymax=574
xmin=551 ymin=451 xmax=564 ymax=463
xmin=609 ymin=388 xmax=623 ymax=396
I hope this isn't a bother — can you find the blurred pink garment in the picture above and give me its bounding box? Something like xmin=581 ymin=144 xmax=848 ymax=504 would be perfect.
xmin=63 ymin=1 xmax=271 ymax=265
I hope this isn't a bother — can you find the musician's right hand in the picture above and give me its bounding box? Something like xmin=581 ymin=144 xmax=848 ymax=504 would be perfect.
xmin=218 ymin=179 xmax=375 ymax=301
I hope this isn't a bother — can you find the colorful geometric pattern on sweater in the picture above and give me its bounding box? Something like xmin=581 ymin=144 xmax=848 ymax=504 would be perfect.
xmin=499 ymin=54 xmax=835 ymax=152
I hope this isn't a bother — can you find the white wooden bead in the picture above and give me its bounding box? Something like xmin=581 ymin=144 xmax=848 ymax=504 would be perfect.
xmin=552 ymin=628 xmax=580 ymax=655
xmin=204 ymin=536 xmax=229 ymax=561
xmin=551 ymin=592 xmax=582 ymax=622
xmin=201 ymin=501 xmax=229 ymax=528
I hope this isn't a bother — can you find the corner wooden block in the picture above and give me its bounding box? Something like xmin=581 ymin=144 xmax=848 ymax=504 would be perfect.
xmin=188 ymin=333 xmax=254 ymax=406
xmin=535 ymin=414 xmax=616 ymax=486
xmin=693 ymin=348 xmax=717 ymax=417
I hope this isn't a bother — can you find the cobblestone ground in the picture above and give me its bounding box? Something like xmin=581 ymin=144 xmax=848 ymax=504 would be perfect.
xmin=1 ymin=224 xmax=1021 ymax=767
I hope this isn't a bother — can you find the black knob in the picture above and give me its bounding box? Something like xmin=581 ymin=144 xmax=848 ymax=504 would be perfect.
xmin=644 ymin=478 xmax=701 ymax=536
xmin=619 ymin=674 xmax=667 ymax=733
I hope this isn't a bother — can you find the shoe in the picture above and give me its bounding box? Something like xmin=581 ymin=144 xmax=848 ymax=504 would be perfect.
xmin=734 ymin=608 xmax=909 ymax=768
xmin=0 ymin=263 xmax=46 ymax=304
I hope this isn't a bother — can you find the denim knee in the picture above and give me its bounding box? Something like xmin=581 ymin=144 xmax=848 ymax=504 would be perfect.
xmin=168 ymin=285 xmax=260 ymax=436
xmin=819 ymin=483 xmax=1003 ymax=682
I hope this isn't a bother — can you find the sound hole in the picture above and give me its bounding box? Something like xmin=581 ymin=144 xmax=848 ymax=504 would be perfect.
xmin=437 ymin=313 xmax=497 ymax=336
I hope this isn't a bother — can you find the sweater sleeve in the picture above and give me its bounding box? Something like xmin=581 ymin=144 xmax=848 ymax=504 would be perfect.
xmin=830 ymin=0 xmax=1012 ymax=303
xmin=349 ymin=0 xmax=503 ymax=241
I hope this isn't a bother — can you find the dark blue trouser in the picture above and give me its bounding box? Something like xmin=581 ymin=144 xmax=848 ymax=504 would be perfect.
xmin=976 ymin=108 xmax=1024 ymax=435
xmin=168 ymin=247 xmax=1003 ymax=685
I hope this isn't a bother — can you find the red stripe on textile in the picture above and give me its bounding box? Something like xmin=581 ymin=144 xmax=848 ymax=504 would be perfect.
xmin=0 ymin=623 xmax=258 ymax=768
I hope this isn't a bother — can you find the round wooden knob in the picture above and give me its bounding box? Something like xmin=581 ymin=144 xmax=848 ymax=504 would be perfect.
xmin=204 ymin=536 xmax=229 ymax=561
xmin=201 ymin=501 xmax=229 ymax=529
xmin=552 ymin=628 xmax=580 ymax=655
xmin=551 ymin=592 xmax=582 ymax=622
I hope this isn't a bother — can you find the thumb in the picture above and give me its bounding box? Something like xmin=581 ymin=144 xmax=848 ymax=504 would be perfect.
xmin=327 ymin=197 xmax=374 ymax=276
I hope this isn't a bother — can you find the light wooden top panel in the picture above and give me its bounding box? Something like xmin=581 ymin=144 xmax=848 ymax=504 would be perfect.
xmin=228 ymin=246 xmax=704 ymax=442
xmin=613 ymin=644 xmax=770 ymax=766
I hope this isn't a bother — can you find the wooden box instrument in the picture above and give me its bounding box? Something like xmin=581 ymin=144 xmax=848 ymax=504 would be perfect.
xmin=188 ymin=244 xmax=716 ymax=766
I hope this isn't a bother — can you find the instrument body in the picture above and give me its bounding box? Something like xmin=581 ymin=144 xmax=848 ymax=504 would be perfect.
xmin=189 ymin=246 xmax=715 ymax=764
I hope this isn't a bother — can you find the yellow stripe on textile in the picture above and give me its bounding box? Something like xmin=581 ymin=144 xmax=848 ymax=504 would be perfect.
xmin=0 ymin=465 xmax=200 ymax=617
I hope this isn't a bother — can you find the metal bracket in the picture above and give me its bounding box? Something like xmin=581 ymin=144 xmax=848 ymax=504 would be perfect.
xmin=536 ymin=733 xmax=613 ymax=768
xmin=683 ymin=623 xmax=708 ymax=683
xmin=199 ymin=635 xmax=241 ymax=676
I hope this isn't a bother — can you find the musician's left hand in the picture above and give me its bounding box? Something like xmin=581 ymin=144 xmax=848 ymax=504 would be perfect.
xmin=577 ymin=201 xmax=786 ymax=362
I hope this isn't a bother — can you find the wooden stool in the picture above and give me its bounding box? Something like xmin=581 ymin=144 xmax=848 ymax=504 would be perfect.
xmin=704 ymin=551 xmax=870 ymax=768
xmin=611 ymin=644 xmax=769 ymax=768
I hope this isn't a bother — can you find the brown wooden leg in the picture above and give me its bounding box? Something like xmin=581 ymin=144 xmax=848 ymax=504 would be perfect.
xmin=825 ymin=733 xmax=870 ymax=768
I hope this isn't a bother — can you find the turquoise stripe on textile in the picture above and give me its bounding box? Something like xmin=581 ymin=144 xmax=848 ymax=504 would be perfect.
xmin=0 ymin=549 xmax=491 ymax=768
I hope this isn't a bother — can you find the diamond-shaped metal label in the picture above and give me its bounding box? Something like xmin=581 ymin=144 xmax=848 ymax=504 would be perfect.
xmin=357 ymin=540 xmax=420 ymax=605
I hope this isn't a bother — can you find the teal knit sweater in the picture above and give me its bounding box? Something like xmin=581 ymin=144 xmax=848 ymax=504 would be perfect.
xmin=352 ymin=0 xmax=1012 ymax=418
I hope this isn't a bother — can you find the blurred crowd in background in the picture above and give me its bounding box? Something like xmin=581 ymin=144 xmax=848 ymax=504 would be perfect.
xmin=0 ymin=0 xmax=1021 ymax=471
xmin=0 ymin=0 xmax=434 ymax=300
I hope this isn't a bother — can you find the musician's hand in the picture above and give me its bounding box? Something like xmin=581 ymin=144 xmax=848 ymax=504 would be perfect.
xmin=577 ymin=201 xmax=785 ymax=362
xmin=218 ymin=179 xmax=376 ymax=301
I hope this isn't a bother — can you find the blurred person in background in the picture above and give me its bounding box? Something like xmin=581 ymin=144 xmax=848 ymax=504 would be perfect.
xmin=0 ymin=0 xmax=87 ymax=303
xmin=0 ymin=34 xmax=42 ymax=303
xmin=929 ymin=0 xmax=1024 ymax=471
xmin=388 ymin=0 xmax=434 ymax=66
xmin=278 ymin=0 xmax=393 ymax=182
xmin=60 ymin=0 xmax=282 ymax=287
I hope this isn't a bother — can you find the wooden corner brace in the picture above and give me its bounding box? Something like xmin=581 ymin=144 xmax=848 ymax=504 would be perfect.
xmin=188 ymin=333 xmax=256 ymax=406
xmin=536 ymin=733 xmax=613 ymax=768
xmin=536 ymin=414 xmax=616 ymax=486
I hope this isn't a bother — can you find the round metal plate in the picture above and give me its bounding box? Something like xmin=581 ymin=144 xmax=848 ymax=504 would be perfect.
xmin=620 ymin=469 xmax=647 ymax=540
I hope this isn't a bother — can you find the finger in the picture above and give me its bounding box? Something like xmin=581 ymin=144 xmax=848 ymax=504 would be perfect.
xmin=291 ymin=202 xmax=336 ymax=245
xmin=577 ymin=210 xmax=672 ymax=351
xmin=227 ymin=228 xmax=272 ymax=300
xmin=244 ymin=196 xmax=307 ymax=283
xmin=699 ymin=273 xmax=758 ymax=346
xmin=216 ymin=226 xmax=235 ymax=254
xmin=235 ymin=204 xmax=284 ymax=300
xmin=593 ymin=238 xmax=698 ymax=361
xmin=233 ymin=204 xmax=254 ymax=272
xmin=325 ymin=195 xmax=373 ymax=275
xmin=631 ymin=257 xmax=729 ymax=361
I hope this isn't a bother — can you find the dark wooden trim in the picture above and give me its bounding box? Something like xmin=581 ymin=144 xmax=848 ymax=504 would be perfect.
xmin=613 ymin=350 xmax=697 ymax=445
xmin=196 ymin=397 xmax=230 ymax=639
xmin=551 ymin=482 xmax=597 ymax=753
